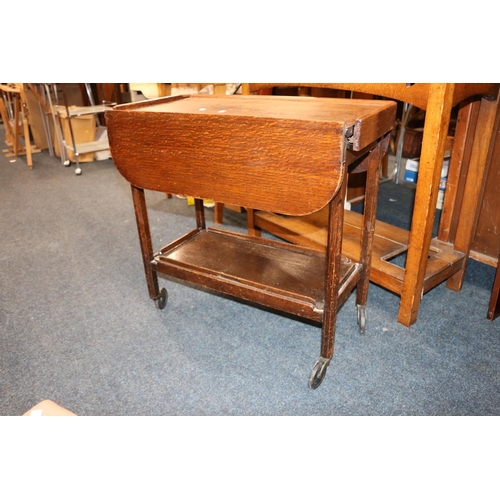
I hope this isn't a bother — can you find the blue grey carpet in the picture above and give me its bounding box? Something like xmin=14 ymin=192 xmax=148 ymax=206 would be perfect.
xmin=1 ymin=124 xmax=499 ymax=416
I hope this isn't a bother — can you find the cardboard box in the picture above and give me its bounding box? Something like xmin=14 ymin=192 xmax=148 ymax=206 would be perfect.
xmin=404 ymin=157 xmax=450 ymax=183
xmin=404 ymin=158 xmax=420 ymax=184
xmin=23 ymin=400 xmax=76 ymax=417
xmin=404 ymin=157 xmax=450 ymax=209
xmin=94 ymin=126 xmax=110 ymax=161
xmin=56 ymin=108 xmax=96 ymax=163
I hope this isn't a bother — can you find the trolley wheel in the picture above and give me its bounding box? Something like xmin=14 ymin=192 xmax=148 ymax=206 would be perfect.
xmin=154 ymin=288 xmax=168 ymax=310
xmin=63 ymin=160 xmax=71 ymax=167
xmin=357 ymin=305 xmax=366 ymax=333
xmin=75 ymin=167 xmax=82 ymax=175
xmin=308 ymin=356 xmax=331 ymax=390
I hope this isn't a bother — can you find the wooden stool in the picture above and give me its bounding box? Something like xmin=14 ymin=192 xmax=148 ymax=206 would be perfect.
xmin=106 ymin=94 xmax=396 ymax=389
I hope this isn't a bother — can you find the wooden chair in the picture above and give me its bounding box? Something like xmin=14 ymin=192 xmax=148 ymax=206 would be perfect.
xmin=106 ymin=94 xmax=396 ymax=389
xmin=242 ymin=83 xmax=500 ymax=327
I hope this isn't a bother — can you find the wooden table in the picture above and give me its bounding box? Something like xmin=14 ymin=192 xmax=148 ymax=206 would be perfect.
xmin=243 ymin=84 xmax=500 ymax=326
xmin=106 ymin=94 xmax=396 ymax=388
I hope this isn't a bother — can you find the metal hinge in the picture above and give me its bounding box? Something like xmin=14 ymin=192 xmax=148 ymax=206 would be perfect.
xmin=345 ymin=124 xmax=355 ymax=149
xmin=151 ymin=251 xmax=162 ymax=266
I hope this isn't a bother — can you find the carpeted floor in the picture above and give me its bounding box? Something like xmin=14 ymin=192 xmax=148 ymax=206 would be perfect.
xmin=1 ymin=123 xmax=499 ymax=416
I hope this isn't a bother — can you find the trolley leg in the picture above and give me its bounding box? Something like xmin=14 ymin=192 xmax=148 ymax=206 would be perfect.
xmin=309 ymin=187 xmax=345 ymax=389
xmin=131 ymin=185 xmax=166 ymax=308
xmin=355 ymin=136 xmax=388 ymax=332
xmin=194 ymin=198 xmax=206 ymax=230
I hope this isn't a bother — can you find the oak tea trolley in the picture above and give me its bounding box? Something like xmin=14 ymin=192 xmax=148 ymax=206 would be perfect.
xmin=106 ymin=94 xmax=396 ymax=389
